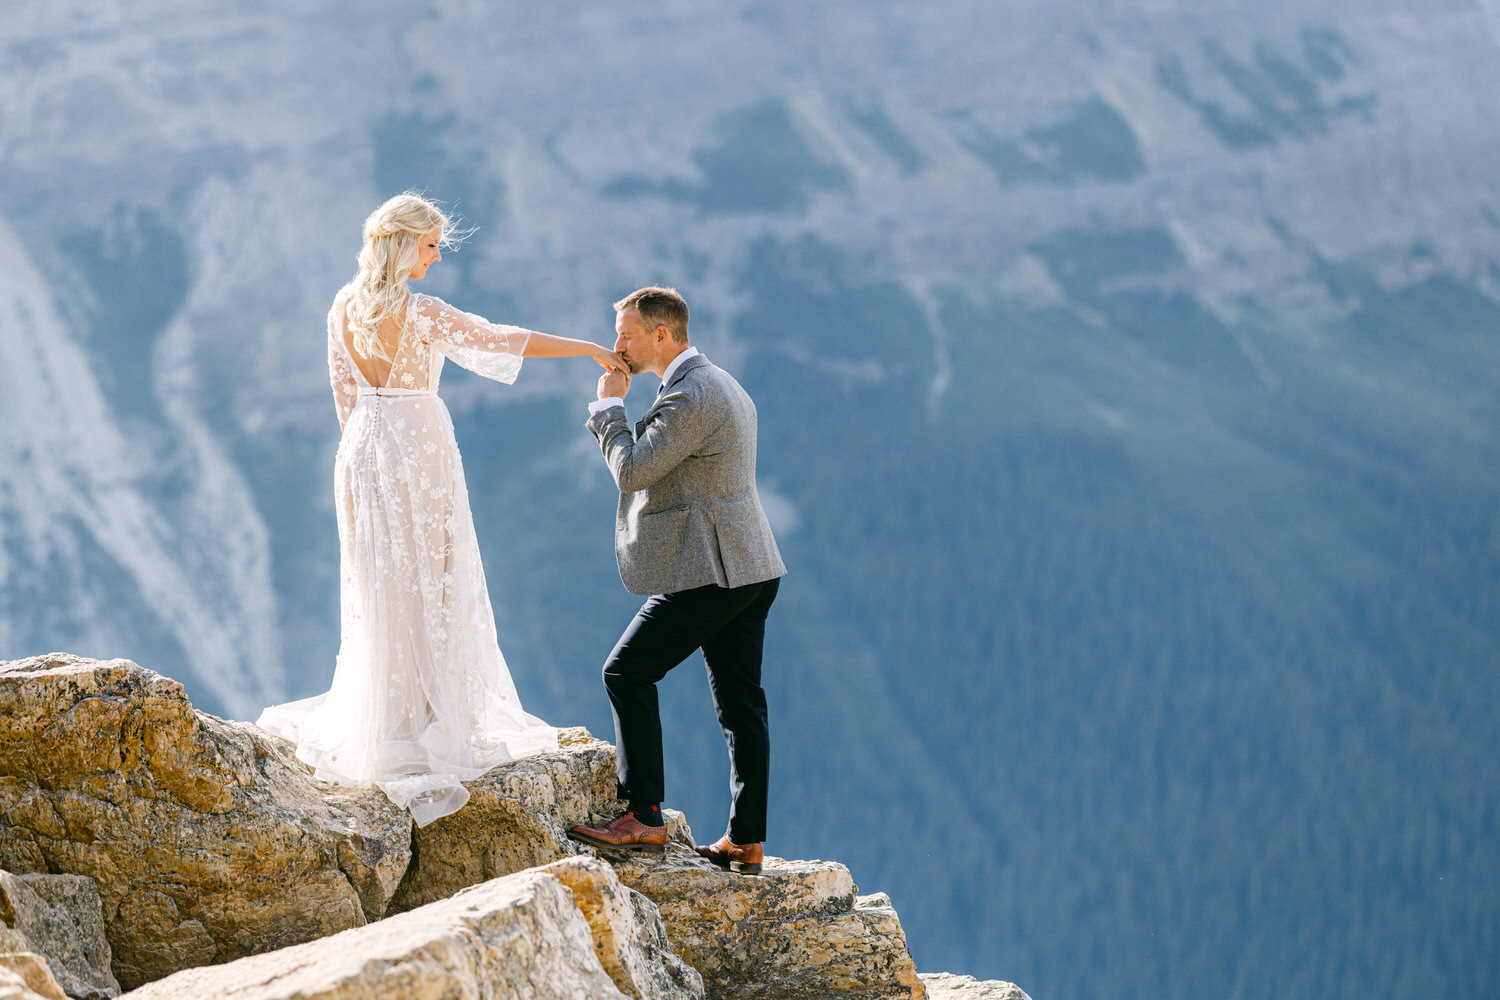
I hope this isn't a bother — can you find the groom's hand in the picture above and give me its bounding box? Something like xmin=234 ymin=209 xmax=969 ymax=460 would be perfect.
xmin=598 ymin=367 xmax=630 ymax=400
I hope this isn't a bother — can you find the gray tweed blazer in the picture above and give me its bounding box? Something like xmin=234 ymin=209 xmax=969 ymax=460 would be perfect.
xmin=586 ymin=354 xmax=786 ymax=597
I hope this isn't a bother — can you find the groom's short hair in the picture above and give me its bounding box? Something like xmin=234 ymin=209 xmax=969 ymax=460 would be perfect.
xmin=615 ymin=286 xmax=689 ymax=344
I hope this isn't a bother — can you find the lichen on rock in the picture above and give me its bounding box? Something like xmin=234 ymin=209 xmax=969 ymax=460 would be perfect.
xmin=123 ymin=860 xmax=692 ymax=1000
xmin=538 ymin=856 xmax=701 ymax=1000
xmin=0 ymin=655 xmax=411 ymax=989
xmin=0 ymin=653 xmax=1011 ymax=1000
xmin=606 ymin=844 xmax=925 ymax=1000
xmin=0 ymin=869 xmax=117 ymax=999
xmin=386 ymin=726 xmax=627 ymax=913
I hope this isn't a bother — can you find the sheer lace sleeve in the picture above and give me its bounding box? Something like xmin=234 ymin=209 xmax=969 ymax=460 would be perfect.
xmin=328 ymin=293 xmax=359 ymax=427
xmin=411 ymin=293 xmax=533 ymax=385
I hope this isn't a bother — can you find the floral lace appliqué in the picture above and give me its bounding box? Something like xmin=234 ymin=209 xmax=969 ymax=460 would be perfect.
xmin=258 ymin=285 xmax=556 ymax=828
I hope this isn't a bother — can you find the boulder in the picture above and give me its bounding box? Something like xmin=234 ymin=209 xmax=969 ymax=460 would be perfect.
xmin=608 ymin=844 xmax=925 ymax=1000
xmin=123 ymin=859 xmax=690 ymax=1000
xmin=0 ymin=870 xmax=117 ymax=998
xmin=918 ymin=973 xmax=1032 ymax=1000
xmin=0 ymin=655 xmax=411 ymax=989
xmin=0 ymin=958 xmax=65 ymax=1000
xmin=386 ymin=727 xmax=626 ymax=912
xmin=537 ymin=857 xmax=701 ymax=1000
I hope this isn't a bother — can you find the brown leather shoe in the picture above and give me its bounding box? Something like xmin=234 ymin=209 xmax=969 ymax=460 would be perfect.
xmin=694 ymin=835 xmax=763 ymax=874
xmin=567 ymin=812 xmax=667 ymax=854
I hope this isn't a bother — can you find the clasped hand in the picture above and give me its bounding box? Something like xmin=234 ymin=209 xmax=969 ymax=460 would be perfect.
xmin=597 ymin=366 xmax=631 ymax=400
xmin=592 ymin=346 xmax=630 ymax=399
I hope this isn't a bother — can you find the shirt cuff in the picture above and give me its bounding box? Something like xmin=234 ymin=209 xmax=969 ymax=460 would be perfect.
xmin=589 ymin=397 xmax=625 ymax=414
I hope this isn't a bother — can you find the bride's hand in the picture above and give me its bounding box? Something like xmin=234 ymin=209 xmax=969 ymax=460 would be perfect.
xmin=592 ymin=347 xmax=627 ymax=372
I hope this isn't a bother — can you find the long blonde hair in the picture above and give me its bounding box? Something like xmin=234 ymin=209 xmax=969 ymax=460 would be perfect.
xmin=346 ymin=193 xmax=454 ymax=361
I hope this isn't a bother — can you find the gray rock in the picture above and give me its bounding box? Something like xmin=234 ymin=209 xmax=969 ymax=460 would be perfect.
xmin=918 ymin=973 xmax=1032 ymax=1000
xmin=607 ymin=845 xmax=925 ymax=1000
xmin=123 ymin=862 xmax=670 ymax=1000
xmin=0 ymin=655 xmax=412 ymax=989
xmin=353 ymin=722 xmax=923 ymax=1000
xmin=537 ymin=857 xmax=702 ymax=1000
xmin=0 ymin=870 xmax=117 ymax=999
xmin=386 ymin=727 xmax=627 ymax=913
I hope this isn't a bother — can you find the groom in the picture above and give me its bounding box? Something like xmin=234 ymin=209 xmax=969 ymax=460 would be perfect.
xmin=567 ymin=286 xmax=786 ymax=874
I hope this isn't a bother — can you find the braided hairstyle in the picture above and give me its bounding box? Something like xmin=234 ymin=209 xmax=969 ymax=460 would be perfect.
xmin=346 ymin=193 xmax=452 ymax=361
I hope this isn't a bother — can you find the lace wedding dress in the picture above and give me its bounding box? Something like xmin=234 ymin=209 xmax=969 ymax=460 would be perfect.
xmin=258 ymin=288 xmax=558 ymax=826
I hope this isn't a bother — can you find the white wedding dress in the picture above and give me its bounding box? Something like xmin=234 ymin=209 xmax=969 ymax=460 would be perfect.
xmin=258 ymin=287 xmax=557 ymax=826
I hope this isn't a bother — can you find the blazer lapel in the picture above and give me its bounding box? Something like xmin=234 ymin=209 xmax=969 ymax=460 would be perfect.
xmin=636 ymin=354 xmax=710 ymax=439
xmin=657 ymin=355 xmax=709 ymax=401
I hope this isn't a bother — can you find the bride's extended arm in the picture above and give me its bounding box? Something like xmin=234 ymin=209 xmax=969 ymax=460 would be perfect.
xmin=523 ymin=331 xmax=624 ymax=371
xmin=414 ymin=294 xmax=623 ymax=374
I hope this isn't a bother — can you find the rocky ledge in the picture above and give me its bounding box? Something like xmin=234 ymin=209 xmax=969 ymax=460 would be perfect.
xmin=611 ymin=848 xmax=924 ymax=1000
xmin=0 ymin=654 xmax=1028 ymax=1000
xmin=0 ymin=655 xmax=410 ymax=989
xmin=123 ymin=856 xmax=700 ymax=1000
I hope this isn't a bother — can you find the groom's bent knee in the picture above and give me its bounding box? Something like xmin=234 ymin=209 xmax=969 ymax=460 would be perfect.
xmin=603 ymin=649 xmax=673 ymax=686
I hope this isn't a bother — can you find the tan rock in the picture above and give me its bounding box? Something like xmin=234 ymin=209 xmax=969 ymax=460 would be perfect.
xmin=609 ymin=846 xmax=925 ymax=1000
xmin=367 ymin=725 xmax=923 ymax=1000
xmin=2 ymin=653 xmax=992 ymax=1000
xmin=0 ymin=655 xmax=411 ymax=989
xmin=124 ymin=866 xmax=641 ymax=1000
xmin=918 ymin=972 xmax=1032 ymax=1000
xmin=0 ymin=956 xmax=65 ymax=1000
xmin=386 ymin=727 xmax=628 ymax=912
xmin=538 ymin=857 xmax=701 ymax=1000
xmin=0 ymin=870 xmax=118 ymax=999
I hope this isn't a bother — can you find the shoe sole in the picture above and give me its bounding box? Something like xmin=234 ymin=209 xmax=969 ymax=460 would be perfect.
xmin=698 ymin=853 xmax=763 ymax=875
xmin=566 ymin=830 xmax=666 ymax=854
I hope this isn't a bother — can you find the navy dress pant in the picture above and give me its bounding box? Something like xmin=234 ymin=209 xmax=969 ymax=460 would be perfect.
xmin=602 ymin=577 xmax=779 ymax=844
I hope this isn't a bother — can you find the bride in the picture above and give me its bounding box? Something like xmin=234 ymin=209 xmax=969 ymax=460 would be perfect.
xmin=258 ymin=193 xmax=621 ymax=826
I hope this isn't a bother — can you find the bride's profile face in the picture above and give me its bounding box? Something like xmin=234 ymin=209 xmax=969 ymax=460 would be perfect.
xmin=409 ymin=228 xmax=442 ymax=280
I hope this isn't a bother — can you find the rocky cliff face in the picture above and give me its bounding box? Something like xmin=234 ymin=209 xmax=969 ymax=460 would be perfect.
xmin=123 ymin=858 xmax=691 ymax=1000
xmin=0 ymin=655 xmax=410 ymax=989
xmin=0 ymin=653 xmax=1022 ymax=1000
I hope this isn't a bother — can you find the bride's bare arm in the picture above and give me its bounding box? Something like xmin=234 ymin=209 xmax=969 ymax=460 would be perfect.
xmin=523 ymin=331 xmax=625 ymax=371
